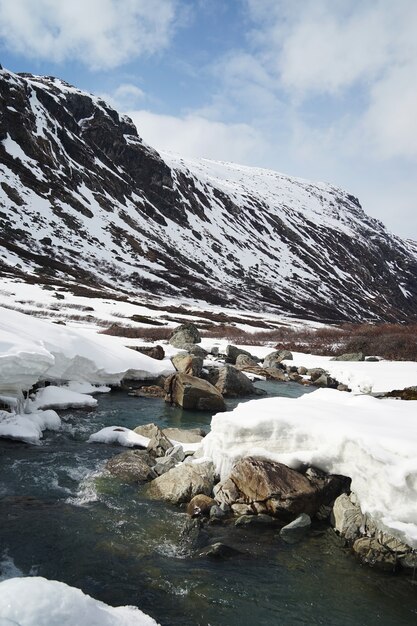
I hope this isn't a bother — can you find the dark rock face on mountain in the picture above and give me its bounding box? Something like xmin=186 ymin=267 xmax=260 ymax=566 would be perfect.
xmin=1 ymin=67 xmax=417 ymax=322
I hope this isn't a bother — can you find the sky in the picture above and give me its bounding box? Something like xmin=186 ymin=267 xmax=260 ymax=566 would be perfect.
xmin=0 ymin=0 xmax=416 ymax=240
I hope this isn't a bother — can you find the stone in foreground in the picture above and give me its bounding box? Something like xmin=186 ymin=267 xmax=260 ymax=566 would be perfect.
xmin=145 ymin=460 xmax=215 ymax=504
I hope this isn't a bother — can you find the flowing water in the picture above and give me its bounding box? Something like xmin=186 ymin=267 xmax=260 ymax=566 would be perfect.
xmin=0 ymin=381 xmax=416 ymax=626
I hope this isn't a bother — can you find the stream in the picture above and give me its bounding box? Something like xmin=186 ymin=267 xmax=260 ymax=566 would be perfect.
xmin=0 ymin=381 xmax=416 ymax=626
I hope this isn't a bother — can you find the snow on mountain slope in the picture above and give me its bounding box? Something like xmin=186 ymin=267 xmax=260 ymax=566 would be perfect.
xmin=1 ymin=66 xmax=417 ymax=322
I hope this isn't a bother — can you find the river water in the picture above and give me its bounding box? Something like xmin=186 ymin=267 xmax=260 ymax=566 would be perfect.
xmin=0 ymin=381 xmax=416 ymax=626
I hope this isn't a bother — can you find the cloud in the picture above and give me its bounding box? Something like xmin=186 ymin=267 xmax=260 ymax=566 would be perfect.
xmin=101 ymin=83 xmax=146 ymax=111
xmin=128 ymin=109 xmax=267 ymax=164
xmin=0 ymin=0 xmax=177 ymax=69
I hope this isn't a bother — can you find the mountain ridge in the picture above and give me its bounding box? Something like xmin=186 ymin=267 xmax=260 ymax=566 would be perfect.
xmin=1 ymin=67 xmax=417 ymax=323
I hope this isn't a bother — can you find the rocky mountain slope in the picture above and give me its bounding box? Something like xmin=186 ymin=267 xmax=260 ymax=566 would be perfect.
xmin=1 ymin=66 xmax=417 ymax=323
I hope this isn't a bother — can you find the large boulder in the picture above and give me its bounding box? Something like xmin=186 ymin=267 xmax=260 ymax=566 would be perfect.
xmin=145 ymin=460 xmax=215 ymax=504
xmin=214 ymin=457 xmax=348 ymax=522
xmin=164 ymin=373 xmax=226 ymax=411
xmin=211 ymin=364 xmax=258 ymax=397
xmin=171 ymin=353 xmax=203 ymax=377
xmin=263 ymin=350 xmax=292 ymax=368
xmin=169 ymin=323 xmax=201 ymax=348
xmin=105 ymin=450 xmax=156 ymax=483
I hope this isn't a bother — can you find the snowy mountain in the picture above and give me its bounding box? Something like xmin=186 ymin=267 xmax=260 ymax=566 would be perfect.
xmin=1 ymin=66 xmax=417 ymax=323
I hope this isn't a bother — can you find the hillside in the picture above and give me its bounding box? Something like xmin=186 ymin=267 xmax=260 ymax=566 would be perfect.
xmin=1 ymin=67 xmax=417 ymax=322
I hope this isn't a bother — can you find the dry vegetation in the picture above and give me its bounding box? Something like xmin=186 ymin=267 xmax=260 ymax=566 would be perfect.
xmin=99 ymin=318 xmax=417 ymax=361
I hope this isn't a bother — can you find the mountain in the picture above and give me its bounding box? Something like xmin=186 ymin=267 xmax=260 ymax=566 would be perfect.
xmin=1 ymin=66 xmax=417 ymax=323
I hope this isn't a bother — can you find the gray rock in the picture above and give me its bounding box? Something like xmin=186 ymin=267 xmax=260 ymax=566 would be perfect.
xmin=164 ymin=373 xmax=226 ymax=411
xmin=105 ymin=450 xmax=156 ymax=483
xmin=279 ymin=513 xmax=311 ymax=543
xmin=365 ymin=356 xmax=380 ymax=362
xmin=225 ymin=344 xmax=256 ymax=364
xmin=307 ymin=368 xmax=327 ymax=382
xmin=181 ymin=344 xmax=208 ymax=358
xmin=298 ymin=366 xmax=308 ymax=375
xmin=145 ymin=425 xmax=173 ymax=458
xmin=145 ymin=460 xmax=215 ymax=504
xmin=171 ymin=353 xmax=204 ymax=377
xmin=235 ymin=354 xmax=259 ymax=370
xmin=166 ymin=444 xmax=186 ymax=463
xmin=263 ymin=350 xmax=293 ymax=368
xmin=163 ymin=427 xmax=206 ymax=444
xmin=331 ymin=352 xmax=365 ymax=362
xmin=153 ymin=455 xmax=177 ymax=476
xmin=129 ymin=345 xmax=165 ymax=360
xmin=214 ymin=364 xmax=258 ymax=397
xmin=169 ymin=323 xmax=201 ymax=348
xmin=337 ymin=384 xmax=350 ymax=392
xmin=210 ymin=505 xmax=227 ymax=520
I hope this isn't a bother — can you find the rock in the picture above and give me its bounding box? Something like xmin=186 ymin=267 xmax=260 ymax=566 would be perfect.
xmin=298 ymin=366 xmax=308 ymax=375
xmin=171 ymin=353 xmax=204 ymax=377
xmin=352 ymin=537 xmax=398 ymax=571
xmin=225 ymin=344 xmax=256 ymax=364
xmin=198 ymin=542 xmax=241 ymax=559
xmin=235 ymin=514 xmax=277 ymax=528
xmin=210 ymin=505 xmax=227 ymax=520
xmin=145 ymin=460 xmax=215 ymax=504
xmin=105 ymin=450 xmax=156 ymax=483
xmin=307 ymin=368 xmax=327 ymax=382
xmin=215 ymin=458 xmax=349 ymax=522
xmin=162 ymin=427 xmax=206 ymax=444
xmin=385 ymin=386 xmax=417 ymax=400
xmin=129 ymin=385 xmax=165 ymax=398
xmin=330 ymin=493 xmax=364 ymax=541
xmin=165 ymin=444 xmax=186 ymax=463
xmin=331 ymin=352 xmax=365 ymax=362
xmin=231 ymin=503 xmax=254 ymax=516
xmin=313 ymin=374 xmax=338 ymax=388
xmin=337 ymin=384 xmax=350 ymax=392
xmin=365 ymin=356 xmax=380 ymax=362
xmin=169 ymin=323 xmax=201 ymax=348
xmin=288 ymin=373 xmax=302 ymax=383
xmin=213 ymin=364 xmax=258 ymax=397
xmin=164 ymin=373 xmax=226 ymax=411
xmin=210 ymin=347 xmax=219 ymax=356
xmin=263 ymin=350 xmax=293 ymax=368
xmin=136 ymin=424 xmax=172 ymax=458
xmin=129 ymin=345 xmax=165 ymax=360
xmin=279 ymin=513 xmax=311 ymax=543
xmin=235 ymin=354 xmax=259 ymax=370
xmin=180 ymin=344 xmax=208 ymax=358
xmin=153 ymin=456 xmax=177 ymax=476
xmin=186 ymin=494 xmax=216 ymax=517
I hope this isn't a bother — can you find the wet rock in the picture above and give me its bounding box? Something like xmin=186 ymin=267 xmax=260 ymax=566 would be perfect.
xmin=198 ymin=542 xmax=241 ymax=559
xmin=231 ymin=503 xmax=254 ymax=516
xmin=352 ymin=537 xmax=398 ymax=571
xmin=279 ymin=513 xmax=311 ymax=543
xmin=171 ymin=353 xmax=203 ymax=377
xmin=210 ymin=505 xmax=227 ymax=520
xmin=142 ymin=424 xmax=172 ymax=458
xmin=105 ymin=450 xmax=156 ymax=483
xmin=153 ymin=455 xmax=177 ymax=476
xmin=145 ymin=460 xmax=215 ymax=504
xmin=164 ymin=373 xmax=226 ymax=411
xmin=186 ymin=494 xmax=216 ymax=517
xmin=235 ymin=514 xmax=277 ymax=528
xmin=169 ymin=323 xmax=201 ymax=348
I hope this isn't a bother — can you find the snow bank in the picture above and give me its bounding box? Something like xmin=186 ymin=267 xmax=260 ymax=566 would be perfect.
xmin=0 ymin=576 xmax=159 ymax=625
xmin=30 ymin=386 xmax=98 ymax=411
xmin=65 ymin=381 xmax=111 ymax=394
xmin=0 ymin=409 xmax=61 ymax=444
xmin=88 ymin=426 xmax=150 ymax=448
xmin=202 ymin=388 xmax=417 ymax=547
xmin=0 ymin=307 xmax=174 ymax=394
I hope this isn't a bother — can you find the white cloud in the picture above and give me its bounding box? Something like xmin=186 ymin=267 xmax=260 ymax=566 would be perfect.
xmin=101 ymin=83 xmax=146 ymax=111
xmin=0 ymin=0 xmax=177 ymax=69
xmin=128 ymin=109 xmax=267 ymax=164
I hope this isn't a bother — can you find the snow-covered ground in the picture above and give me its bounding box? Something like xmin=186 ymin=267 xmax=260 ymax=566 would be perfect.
xmin=202 ymin=388 xmax=417 ymax=548
xmin=0 ymin=576 xmax=159 ymax=625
